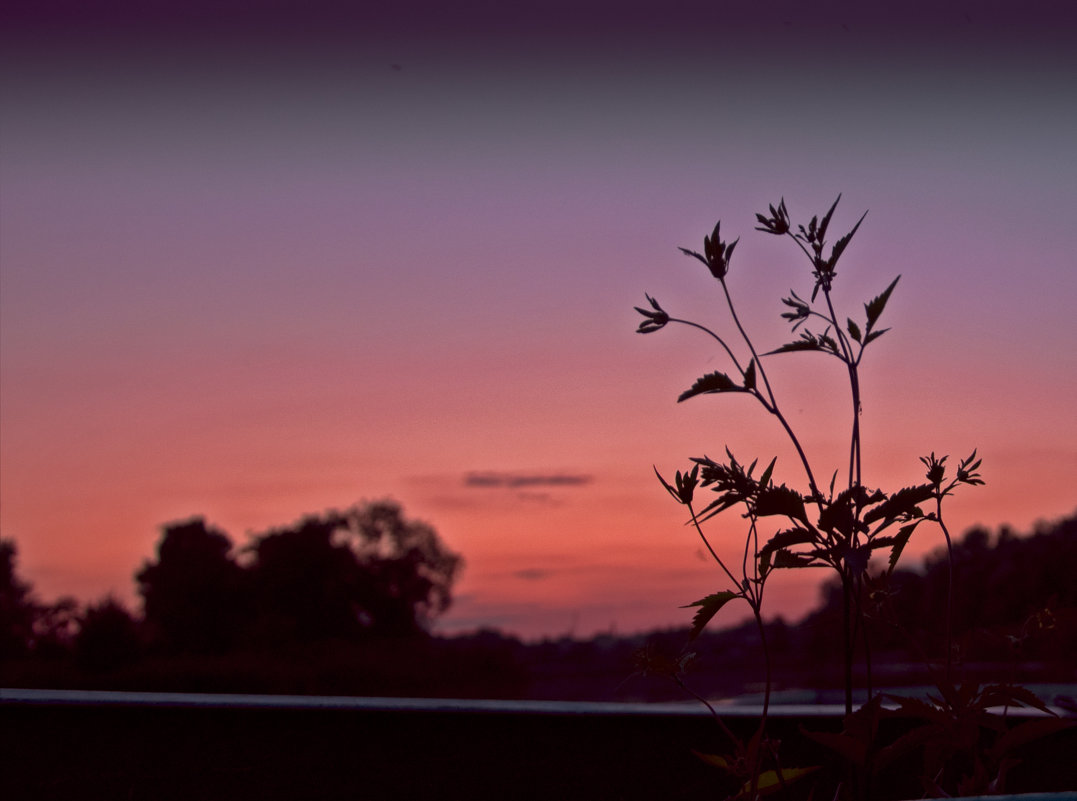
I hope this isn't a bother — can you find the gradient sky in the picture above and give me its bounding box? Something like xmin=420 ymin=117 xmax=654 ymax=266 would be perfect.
xmin=2 ymin=1 xmax=1075 ymax=640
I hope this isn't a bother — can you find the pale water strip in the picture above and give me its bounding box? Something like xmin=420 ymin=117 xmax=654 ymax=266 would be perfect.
xmin=3 ymin=687 xmax=1072 ymax=717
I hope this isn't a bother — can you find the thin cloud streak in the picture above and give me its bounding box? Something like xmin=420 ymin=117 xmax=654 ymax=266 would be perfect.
xmin=464 ymin=472 xmax=593 ymax=489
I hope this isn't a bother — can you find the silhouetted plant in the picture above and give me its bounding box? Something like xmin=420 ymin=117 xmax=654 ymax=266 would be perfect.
xmin=633 ymin=196 xmax=1010 ymax=798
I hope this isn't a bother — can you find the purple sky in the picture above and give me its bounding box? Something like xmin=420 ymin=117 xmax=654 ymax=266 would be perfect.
xmin=2 ymin=1 xmax=1075 ymax=639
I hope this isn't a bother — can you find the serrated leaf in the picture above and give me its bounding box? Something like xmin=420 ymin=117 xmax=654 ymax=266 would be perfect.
xmin=694 ymin=494 xmax=743 ymax=523
xmin=862 ymin=484 xmax=935 ymax=526
xmin=864 ymin=276 xmax=900 ymax=331
xmin=681 ymin=591 xmax=739 ymax=641
xmin=979 ymin=683 xmax=1053 ymax=714
xmin=677 ymin=371 xmax=741 ymax=402
xmin=756 ymin=485 xmax=808 ymax=522
xmin=817 ymin=195 xmax=841 ymax=244
xmin=862 ymin=327 xmax=890 ymax=345
xmin=654 ymin=466 xmax=678 ymax=501
xmin=884 ymin=694 xmax=948 ymax=723
xmin=757 ymin=456 xmax=777 ymax=490
xmin=886 ymin=520 xmax=923 ymax=574
xmin=817 ymin=496 xmax=856 ymax=538
xmin=759 ymin=547 xmax=772 ymax=577
xmin=765 ymin=340 xmax=824 ymax=355
xmin=865 ymin=535 xmax=898 ymax=550
xmin=678 ymin=246 xmax=709 ymax=268
xmin=743 ymin=358 xmax=756 ymax=391
xmin=847 ymin=317 xmax=862 ymax=343
xmin=759 ymin=527 xmax=816 ymax=557
xmin=654 ymin=464 xmax=697 ymax=505
xmin=773 ymin=549 xmax=817 ymax=568
xmin=827 ymin=209 xmax=868 ymax=269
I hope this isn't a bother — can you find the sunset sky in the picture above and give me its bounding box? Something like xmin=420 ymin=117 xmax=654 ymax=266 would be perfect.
xmin=2 ymin=1 xmax=1075 ymax=641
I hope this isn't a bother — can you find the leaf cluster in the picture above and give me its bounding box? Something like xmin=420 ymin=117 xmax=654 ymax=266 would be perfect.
xmin=806 ymin=686 xmax=1074 ymax=798
xmin=637 ymin=195 xmax=985 ymax=637
xmin=679 ymin=220 xmax=739 ymax=280
xmin=672 ymin=451 xmax=986 ymax=596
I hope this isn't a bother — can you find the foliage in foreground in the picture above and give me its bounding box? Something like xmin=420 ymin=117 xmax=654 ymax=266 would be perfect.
xmin=634 ymin=196 xmax=1072 ymax=799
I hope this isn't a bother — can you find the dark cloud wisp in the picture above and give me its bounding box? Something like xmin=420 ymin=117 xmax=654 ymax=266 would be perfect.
xmin=463 ymin=472 xmax=593 ymax=489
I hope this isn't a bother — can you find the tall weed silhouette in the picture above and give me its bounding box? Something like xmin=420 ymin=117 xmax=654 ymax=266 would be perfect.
xmin=631 ymin=197 xmax=1069 ymax=799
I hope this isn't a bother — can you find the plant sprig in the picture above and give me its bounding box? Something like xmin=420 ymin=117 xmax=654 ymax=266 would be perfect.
xmin=635 ymin=195 xmax=986 ymax=740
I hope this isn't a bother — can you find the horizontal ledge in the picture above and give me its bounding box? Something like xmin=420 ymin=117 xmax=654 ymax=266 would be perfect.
xmin=2 ymin=688 xmax=1067 ymax=719
xmin=0 ymin=688 xmax=828 ymax=716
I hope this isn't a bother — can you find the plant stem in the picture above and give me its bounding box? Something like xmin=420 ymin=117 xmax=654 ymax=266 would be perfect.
xmin=755 ymin=607 xmax=772 ymax=724
xmin=675 ymin=676 xmax=739 ymax=747
xmin=668 ymin=317 xmax=745 ymax=374
xmin=769 ymin=404 xmax=824 ymax=504
xmin=687 ymin=503 xmax=742 ymax=591
xmin=935 ymin=502 xmax=956 ymax=685
xmin=846 ymin=364 xmax=863 ymax=493
xmin=855 ymin=573 xmax=872 ymax=701
xmin=842 ymin=571 xmax=854 ymax=716
xmin=821 ymin=287 xmax=862 ymax=494
xmin=719 ymin=279 xmax=772 ymax=404
xmin=717 ymin=279 xmax=824 ymax=503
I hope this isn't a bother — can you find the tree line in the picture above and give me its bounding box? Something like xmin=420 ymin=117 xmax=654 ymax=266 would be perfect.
xmin=2 ymin=509 xmax=1074 ymax=699
xmin=1 ymin=500 xmax=463 ymax=674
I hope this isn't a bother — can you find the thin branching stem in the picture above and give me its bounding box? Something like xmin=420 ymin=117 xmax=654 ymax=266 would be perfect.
xmin=821 ymin=287 xmax=863 ymax=494
xmin=717 ymin=279 xmax=824 ymax=503
xmin=760 ymin=398 xmax=824 ymax=504
xmin=719 ymin=278 xmax=775 ymax=407
xmin=853 ymin=572 xmax=873 ymax=701
xmin=675 ymin=675 xmax=740 ymax=746
xmin=847 ymin=366 xmax=863 ymax=495
xmin=787 ymin=232 xmax=815 ymax=264
xmin=746 ymin=607 xmax=773 ymax=801
xmin=742 ymin=516 xmax=754 ymax=591
xmin=842 ymin=570 xmax=855 ymax=715
xmin=755 ymin=609 xmax=773 ymax=723
xmin=686 ymin=502 xmax=742 ymax=591
xmin=667 ymin=317 xmax=744 ymax=374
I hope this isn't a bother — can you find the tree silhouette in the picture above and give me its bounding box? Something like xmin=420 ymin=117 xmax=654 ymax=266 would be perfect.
xmin=246 ymin=513 xmax=365 ymax=643
xmin=75 ymin=596 xmax=142 ymax=673
xmin=31 ymin=597 xmax=80 ymax=658
xmin=136 ymin=518 xmax=248 ymax=654
xmin=0 ymin=539 xmax=36 ymax=659
xmin=247 ymin=500 xmax=462 ymax=642
xmin=348 ymin=500 xmax=462 ymax=634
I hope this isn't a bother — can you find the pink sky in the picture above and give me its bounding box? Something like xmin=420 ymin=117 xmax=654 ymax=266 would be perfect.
xmin=2 ymin=2 xmax=1075 ymax=640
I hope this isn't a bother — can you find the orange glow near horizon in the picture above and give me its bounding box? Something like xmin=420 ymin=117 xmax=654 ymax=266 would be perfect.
xmin=2 ymin=13 xmax=1076 ymax=642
